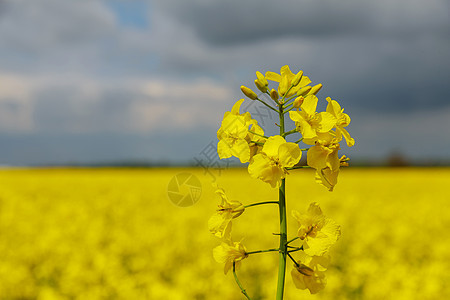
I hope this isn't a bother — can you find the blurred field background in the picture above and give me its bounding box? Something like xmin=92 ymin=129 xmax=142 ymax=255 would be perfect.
xmin=1 ymin=167 xmax=449 ymax=300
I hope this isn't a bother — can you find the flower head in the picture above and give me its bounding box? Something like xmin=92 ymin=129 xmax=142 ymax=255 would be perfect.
xmin=208 ymin=186 xmax=245 ymax=239
xmin=292 ymin=202 xmax=341 ymax=256
xmin=307 ymin=132 xmax=346 ymax=191
xmin=291 ymin=252 xmax=329 ymax=294
xmin=248 ymin=135 xmax=301 ymax=188
xmin=289 ymin=95 xmax=336 ymax=144
xmin=265 ymin=65 xmax=312 ymax=98
xmin=217 ymin=99 xmax=264 ymax=163
xmin=326 ymin=97 xmax=355 ymax=147
xmin=213 ymin=240 xmax=248 ymax=274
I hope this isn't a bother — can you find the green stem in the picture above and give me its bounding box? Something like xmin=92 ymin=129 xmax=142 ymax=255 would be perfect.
xmin=282 ymin=103 xmax=293 ymax=111
xmin=248 ymin=130 xmax=268 ymax=139
xmin=287 ymin=252 xmax=299 ymax=267
xmin=286 ymin=165 xmax=310 ymax=170
xmin=276 ymin=101 xmax=287 ymax=300
xmin=284 ymin=106 xmax=295 ymax=113
xmin=244 ymin=201 xmax=279 ymax=208
xmin=246 ymin=248 xmax=279 ymax=255
xmin=288 ymin=247 xmax=303 ymax=253
xmin=276 ymin=179 xmax=287 ymax=300
xmin=294 ymin=137 xmax=303 ymax=144
xmin=256 ymin=98 xmax=279 ymax=113
xmin=233 ymin=262 xmax=252 ymax=300
xmin=286 ymin=236 xmax=299 ymax=244
xmin=282 ymin=129 xmax=297 ymax=137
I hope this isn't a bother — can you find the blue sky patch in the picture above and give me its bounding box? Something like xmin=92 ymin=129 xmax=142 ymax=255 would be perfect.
xmin=106 ymin=0 xmax=149 ymax=29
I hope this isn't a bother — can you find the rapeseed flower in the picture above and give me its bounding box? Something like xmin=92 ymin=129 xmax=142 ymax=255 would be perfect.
xmin=217 ymin=99 xmax=264 ymax=163
xmin=307 ymin=132 xmax=345 ymax=191
xmin=326 ymin=97 xmax=355 ymax=147
xmin=291 ymin=252 xmax=329 ymax=294
xmin=292 ymin=202 xmax=341 ymax=256
xmin=208 ymin=186 xmax=245 ymax=239
xmin=265 ymin=65 xmax=311 ymax=98
xmin=289 ymin=95 xmax=336 ymax=144
xmin=248 ymin=135 xmax=301 ymax=188
xmin=213 ymin=241 xmax=248 ymax=274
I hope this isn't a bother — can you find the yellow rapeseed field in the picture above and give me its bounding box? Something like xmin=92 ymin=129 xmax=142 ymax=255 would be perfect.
xmin=0 ymin=167 xmax=449 ymax=299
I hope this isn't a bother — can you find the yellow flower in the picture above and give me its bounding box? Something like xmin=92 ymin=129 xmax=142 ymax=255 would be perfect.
xmin=208 ymin=186 xmax=245 ymax=239
xmin=248 ymin=135 xmax=301 ymax=188
xmin=217 ymin=99 xmax=264 ymax=163
xmin=265 ymin=65 xmax=312 ymax=97
xmin=289 ymin=95 xmax=336 ymax=145
xmin=217 ymin=114 xmax=251 ymax=163
xmin=326 ymin=97 xmax=355 ymax=147
xmin=292 ymin=202 xmax=341 ymax=256
xmin=213 ymin=240 xmax=248 ymax=274
xmin=307 ymin=132 xmax=346 ymax=191
xmin=291 ymin=252 xmax=329 ymax=294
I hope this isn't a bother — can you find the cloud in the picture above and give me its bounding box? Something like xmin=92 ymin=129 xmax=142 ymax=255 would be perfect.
xmin=156 ymin=0 xmax=450 ymax=45
xmin=0 ymin=0 xmax=449 ymax=164
xmin=0 ymin=73 xmax=232 ymax=134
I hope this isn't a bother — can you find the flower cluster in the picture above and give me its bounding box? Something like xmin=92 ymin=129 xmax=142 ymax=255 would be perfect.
xmin=290 ymin=202 xmax=340 ymax=294
xmin=219 ymin=65 xmax=354 ymax=191
xmin=211 ymin=65 xmax=351 ymax=298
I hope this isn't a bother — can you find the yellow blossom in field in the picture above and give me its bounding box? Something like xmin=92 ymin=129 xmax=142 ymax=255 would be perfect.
xmin=289 ymin=95 xmax=336 ymax=144
xmin=291 ymin=252 xmax=329 ymax=294
xmin=326 ymin=97 xmax=355 ymax=147
xmin=217 ymin=99 xmax=264 ymax=163
xmin=217 ymin=115 xmax=251 ymax=163
xmin=208 ymin=186 xmax=245 ymax=239
xmin=307 ymin=132 xmax=345 ymax=191
xmin=292 ymin=202 xmax=341 ymax=256
xmin=213 ymin=241 xmax=248 ymax=275
xmin=265 ymin=65 xmax=312 ymax=97
xmin=248 ymin=135 xmax=301 ymax=188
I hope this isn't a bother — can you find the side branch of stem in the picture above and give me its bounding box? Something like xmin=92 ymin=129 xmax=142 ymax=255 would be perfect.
xmin=246 ymin=248 xmax=279 ymax=255
xmin=256 ymin=98 xmax=279 ymax=113
xmin=233 ymin=262 xmax=252 ymax=300
xmin=244 ymin=201 xmax=279 ymax=208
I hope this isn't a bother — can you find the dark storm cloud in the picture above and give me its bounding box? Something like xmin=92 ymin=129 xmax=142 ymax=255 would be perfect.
xmin=157 ymin=0 xmax=449 ymax=45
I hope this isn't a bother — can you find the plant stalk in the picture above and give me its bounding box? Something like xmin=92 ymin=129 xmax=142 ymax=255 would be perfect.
xmin=276 ymin=98 xmax=287 ymax=300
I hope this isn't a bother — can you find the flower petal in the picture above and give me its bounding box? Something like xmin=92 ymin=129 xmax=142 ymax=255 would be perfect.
xmin=278 ymin=142 xmax=301 ymax=168
xmin=231 ymin=139 xmax=251 ymax=163
xmin=265 ymin=71 xmax=281 ymax=82
xmin=301 ymin=95 xmax=318 ymax=116
xmin=262 ymin=135 xmax=286 ymax=158
xmin=231 ymin=99 xmax=245 ymax=115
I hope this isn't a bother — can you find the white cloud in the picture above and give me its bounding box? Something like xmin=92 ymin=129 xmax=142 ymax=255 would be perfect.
xmin=0 ymin=72 xmax=232 ymax=133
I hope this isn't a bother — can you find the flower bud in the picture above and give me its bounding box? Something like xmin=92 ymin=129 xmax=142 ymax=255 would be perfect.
xmin=291 ymin=71 xmax=304 ymax=86
xmin=278 ymin=76 xmax=289 ymax=96
xmin=293 ymin=96 xmax=304 ymax=108
xmin=255 ymin=71 xmax=268 ymax=87
xmin=270 ymin=89 xmax=279 ymax=101
xmin=254 ymin=79 xmax=268 ymax=93
xmin=241 ymin=85 xmax=258 ymax=100
xmin=308 ymin=84 xmax=323 ymax=96
xmin=296 ymin=86 xmax=312 ymax=97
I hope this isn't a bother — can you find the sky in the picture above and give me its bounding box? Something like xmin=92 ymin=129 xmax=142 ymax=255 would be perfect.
xmin=0 ymin=0 xmax=449 ymax=166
